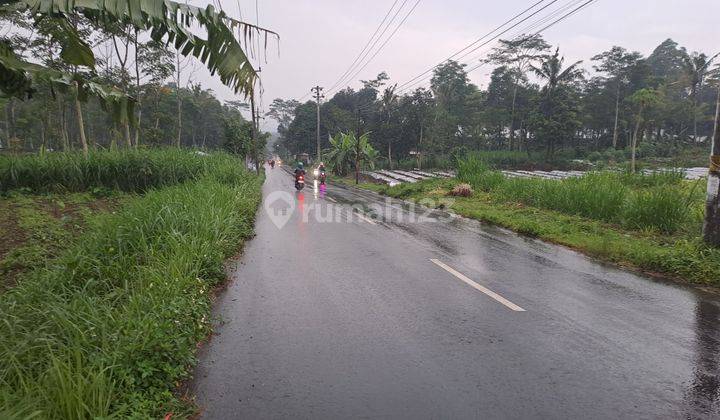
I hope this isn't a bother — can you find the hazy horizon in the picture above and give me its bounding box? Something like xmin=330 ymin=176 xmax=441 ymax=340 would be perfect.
xmin=185 ymin=0 xmax=720 ymax=131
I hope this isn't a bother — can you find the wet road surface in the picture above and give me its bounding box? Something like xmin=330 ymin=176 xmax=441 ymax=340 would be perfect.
xmin=192 ymin=166 xmax=720 ymax=419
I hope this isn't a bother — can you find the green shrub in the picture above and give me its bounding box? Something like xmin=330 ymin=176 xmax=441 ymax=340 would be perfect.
xmin=0 ymin=165 xmax=261 ymax=417
xmin=587 ymin=151 xmax=603 ymax=162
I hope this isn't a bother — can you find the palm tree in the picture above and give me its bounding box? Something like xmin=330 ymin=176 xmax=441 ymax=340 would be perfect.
xmin=531 ymin=48 xmax=584 ymax=94
xmin=683 ymin=52 xmax=719 ymax=141
xmin=531 ymin=48 xmax=584 ymax=160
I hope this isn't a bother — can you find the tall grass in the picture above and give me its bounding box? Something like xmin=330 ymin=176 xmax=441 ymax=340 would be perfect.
xmin=0 ymin=148 xmax=241 ymax=193
xmin=497 ymin=173 xmax=628 ymax=223
xmin=455 ymin=154 xmax=700 ymax=234
xmin=0 ymin=156 xmax=261 ymax=417
xmin=457 ymin=154 xmax=505 ymax=192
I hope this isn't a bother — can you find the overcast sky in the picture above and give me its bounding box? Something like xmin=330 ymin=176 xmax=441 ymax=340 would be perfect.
xmin=190 ymin=0 xmax=720 ymax=130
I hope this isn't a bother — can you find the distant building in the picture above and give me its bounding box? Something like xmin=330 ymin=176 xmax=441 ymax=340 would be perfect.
xmin=296 ymin=153 xmax=310 ymax=165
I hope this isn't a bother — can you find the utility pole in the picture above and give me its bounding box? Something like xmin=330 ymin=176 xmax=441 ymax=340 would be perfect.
xmin=250 ymin=91 xmax=260 ymax=175
xmin=703 ymin=83 xmax=720 ymax=245
xmin=311 ymin=85 xmax=324 ymax=163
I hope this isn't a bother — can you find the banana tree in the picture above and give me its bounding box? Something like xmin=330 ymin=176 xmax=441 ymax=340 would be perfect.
xmin=324 ymin=132 xmax=377 ymax=180
xmin=1 ymin=0 xmax=276 ymax=152
xmin=1 ymin=40 xmax=134 ymax=154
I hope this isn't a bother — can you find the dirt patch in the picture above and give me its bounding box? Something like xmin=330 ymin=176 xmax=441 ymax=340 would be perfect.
xmin=0 ymin=194 xmax=124 ymax=292
xmin=0 ymin=202 xmax=26 ymax=262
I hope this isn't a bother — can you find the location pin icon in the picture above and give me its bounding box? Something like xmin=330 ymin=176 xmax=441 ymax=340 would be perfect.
xmin=264 ymin=190 xmax=296 ymax=229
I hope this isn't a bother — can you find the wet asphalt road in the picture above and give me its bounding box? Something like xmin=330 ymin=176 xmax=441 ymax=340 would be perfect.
xmin=192 ymin=166 xmax=720 ymax=419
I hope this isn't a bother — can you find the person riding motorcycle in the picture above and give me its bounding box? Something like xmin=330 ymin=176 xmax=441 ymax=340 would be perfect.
xmin=317 ymin=162 xmax=327 ymax=185
xmin=294 ymin=162 xmax=306 ymax=190
xmin=294 ymin=162 xmax=306 ymax=178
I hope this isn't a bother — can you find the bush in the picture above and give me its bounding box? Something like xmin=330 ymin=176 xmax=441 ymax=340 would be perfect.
xmin=0 ymin=157 xmax=261 ymax=417
xmin=0 ymin=148 xmax=241 ymax=193
xmin=587 ymin=151 xmax=603 ymax=162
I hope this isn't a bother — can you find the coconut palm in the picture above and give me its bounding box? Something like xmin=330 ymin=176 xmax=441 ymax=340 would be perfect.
xmin=683 ymin=52 xmax=719 ymax=141
xmin=530 ymin=48 xmax=584 ymax=160
xmin=531 ymin=48 xmax=584 ymax=94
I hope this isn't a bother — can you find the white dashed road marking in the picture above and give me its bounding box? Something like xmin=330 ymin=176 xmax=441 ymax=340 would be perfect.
xmin=430 ymin=259 xmax=525 ymax=312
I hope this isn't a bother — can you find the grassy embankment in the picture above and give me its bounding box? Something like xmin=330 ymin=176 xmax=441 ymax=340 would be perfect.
xmin=0 ymin=149 xmax=262 ymax=418
xmin=0 ymin=191 xmax=126 ymax=292
xmin=355 ymin=153 xmax=720 ymax=285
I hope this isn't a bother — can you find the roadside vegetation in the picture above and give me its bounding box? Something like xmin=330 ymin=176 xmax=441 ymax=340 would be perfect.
xmin=0 ymin=191 xmax=125 ymax=292
xmin=276 ymin=37 xmax=719 ymax=174
xmin=0 ymin=149 xmax=262 ymax=418
xmin=358 ymin=155 xmax=720 ymax=285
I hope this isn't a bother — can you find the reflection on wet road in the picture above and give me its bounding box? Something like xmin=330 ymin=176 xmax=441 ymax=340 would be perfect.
xmin=193 ymin=166 xmax=720 ymax=419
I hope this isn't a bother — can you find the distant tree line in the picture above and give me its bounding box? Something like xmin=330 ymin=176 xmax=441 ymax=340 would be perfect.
xmin=273 ymin=36 xmax=720 ymax=166
xmin=0 ymin=5 xmax=270 ymax=159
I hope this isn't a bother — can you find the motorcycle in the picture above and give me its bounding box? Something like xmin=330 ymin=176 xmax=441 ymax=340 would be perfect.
xmin=295 ymin=173 xmax=305 ymax=191
xmin=313 ymin=168 xmax=327 ymax=185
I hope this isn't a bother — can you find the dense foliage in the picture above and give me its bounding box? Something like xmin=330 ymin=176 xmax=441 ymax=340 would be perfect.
xmin=1 ymin=5 xmax=271 ymax=157
xmin=276 ymin=37 xmax=719 ymax=167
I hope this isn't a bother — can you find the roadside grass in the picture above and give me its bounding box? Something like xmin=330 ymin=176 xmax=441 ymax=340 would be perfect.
xmin=354 ymin=175 xmax=720 ymax=285
xmin=457 ymin=154 xmax=702 ymax=234
xmin=0 ymin=192 xmax=125 ymax=292
xmin=0 ymin=148 xmax=239 ymax=193
xmin=0 ymin=150 xmax=262 ymax=418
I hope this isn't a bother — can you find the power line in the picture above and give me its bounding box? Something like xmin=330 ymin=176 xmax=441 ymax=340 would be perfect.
xmin=462 ymin=0 xmax=597 ymax=76
xmin=396 ymin=0 xmax=564 ymax=94
xmin=353 ymin=0 xmax=597 ymax=113
xmin=296 ymin=0 xmax=404 ymax=101
xmin=327 ymin=0 xmax=412 ymax=94
xmin=396 ymin=0 xmax=592 ymax=94
xmin=530 ymin=0 xmax=596 ymax=35
xmin=328 ymin=0 xmax=422 ymax=96
xmin=326 ymin=0 xmax=403 ymax=93
xmin=514 ymin=0 xmax=585 ymax=34
xmin=394 ymin=0 xmax=551 ymax=93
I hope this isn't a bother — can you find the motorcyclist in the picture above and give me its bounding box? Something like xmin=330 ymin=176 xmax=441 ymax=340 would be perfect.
xmin=317 ymin=162 xmax=327 ymax=184
xmin=294 ymin=162 xmax=305 ymax=179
